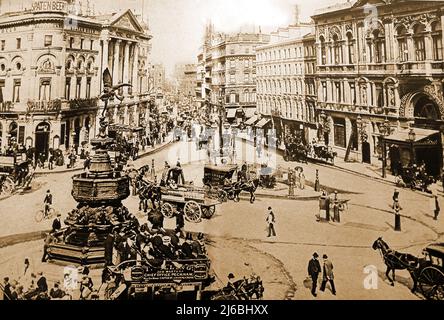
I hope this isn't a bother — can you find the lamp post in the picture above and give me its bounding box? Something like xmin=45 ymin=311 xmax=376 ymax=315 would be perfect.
xmin=380 ymin=117 xmax=392 ymax=178
xmin=218 ymin=95 xmax=224 ymax=158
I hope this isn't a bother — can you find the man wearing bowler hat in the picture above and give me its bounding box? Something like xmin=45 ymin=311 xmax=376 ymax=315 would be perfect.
xmin=307 ymin=252 xmax=321 ymax=297
xmin=52 ymin=213 xmax=62 ymax=233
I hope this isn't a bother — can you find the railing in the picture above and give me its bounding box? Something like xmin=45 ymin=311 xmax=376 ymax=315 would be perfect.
xmin=27 ymin=99 xmax=61 ymax=113
xmin=68 ymin=98 xmax=99 ymax=110
xmin=0 ymin=101 xmax=14 ymax=112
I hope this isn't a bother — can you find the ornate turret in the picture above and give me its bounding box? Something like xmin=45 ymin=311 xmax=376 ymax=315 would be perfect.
xmin=47 ymin=69 xmax=134 ymax=266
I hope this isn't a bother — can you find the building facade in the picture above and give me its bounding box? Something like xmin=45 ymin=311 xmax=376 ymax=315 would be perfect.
xmin=312 ymin=0 xmax=444 ymax=174
xmin=196 ymin=24 xmax=270 ymax=124
xmin=256 ymin=23 xmax=316 ymax=145
xmin=0 ymin=0 xmax=152 ymax=158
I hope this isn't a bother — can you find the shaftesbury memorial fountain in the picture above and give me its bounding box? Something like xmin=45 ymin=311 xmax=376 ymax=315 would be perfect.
xmin=46 ymin=69 xmax=136 ymax=266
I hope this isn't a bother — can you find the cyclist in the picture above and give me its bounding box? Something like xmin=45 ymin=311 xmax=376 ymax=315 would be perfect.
xmin=43 ymin=190 xmax=53 ymax=218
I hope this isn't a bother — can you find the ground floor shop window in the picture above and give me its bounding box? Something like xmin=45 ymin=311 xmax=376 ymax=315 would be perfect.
xmin=333 ymin=117 xmax=346 ymax=148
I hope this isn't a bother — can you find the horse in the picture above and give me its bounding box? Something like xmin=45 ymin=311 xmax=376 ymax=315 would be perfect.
xmin=372 ymin=237 xmax=425 ymax=291
xmin=136 ymin=178 xmax=161 ymax=212
xmin=234 ymin=179 xmax=260 ymax=203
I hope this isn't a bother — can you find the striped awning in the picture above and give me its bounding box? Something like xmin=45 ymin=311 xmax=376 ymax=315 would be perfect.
xmin=255 ymin=118 xmax=271 ymax=128
xmin=245 ymin=115 xmax=258 ymax=126
xmin=226 ymin=108 xmax=237 ymax=118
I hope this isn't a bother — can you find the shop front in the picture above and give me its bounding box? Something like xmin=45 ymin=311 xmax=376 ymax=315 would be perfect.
xmin=382 ymin=127 xmax=443 ymax=178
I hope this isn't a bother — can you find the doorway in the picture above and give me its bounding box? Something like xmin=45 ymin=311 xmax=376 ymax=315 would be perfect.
xmin=362 ymin=141 xmax=371 ymax=164
xmin=35 ymin=122 xmax=50 ymax=159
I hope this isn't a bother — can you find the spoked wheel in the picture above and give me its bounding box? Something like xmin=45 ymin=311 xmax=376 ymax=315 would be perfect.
xmin=418 ymin=267 xmax=444 ymax=300
xmin=35 ymin=210 xmax=45 ymax=223
xmin=202 ymin=206 xmax=215 ymax=219
xmin=184 ymin=200 xmax=202 ymax=223
xmin=161 ymin=202 xmax=175 ymax=218
xmin=0 ymin=177 xmax=14 ymax=196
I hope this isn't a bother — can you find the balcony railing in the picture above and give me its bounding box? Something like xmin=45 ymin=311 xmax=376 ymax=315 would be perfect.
xmin=27 ymin=99 xmax=62 ymax=114
xmin=0 ymin=101 xmax=14 ymax=112
xmin=68 ymin=98 xmax=99 ymax=110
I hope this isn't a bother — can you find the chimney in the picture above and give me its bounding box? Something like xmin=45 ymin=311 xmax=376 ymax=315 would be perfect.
xmin=294 ymin=4 xmax=300 ymax=25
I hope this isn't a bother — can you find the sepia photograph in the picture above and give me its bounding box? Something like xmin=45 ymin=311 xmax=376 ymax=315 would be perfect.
xmin=0 ymin=0 xmax=443 ymax=304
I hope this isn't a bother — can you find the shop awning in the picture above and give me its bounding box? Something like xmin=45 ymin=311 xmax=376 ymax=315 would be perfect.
xmin=385 ymin=128 xmax=440 ymax=144
xmin=226 ymin=108 xmax=237 ymax=118
xmin=255 ymin=118 xmax=271 ymax=128
xmin=245 ymin=115 xmax=258 ymax=126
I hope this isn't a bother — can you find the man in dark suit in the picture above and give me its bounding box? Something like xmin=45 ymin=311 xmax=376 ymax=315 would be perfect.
xmin=307 ymin=252 xmax=321 ymax=297
xmin=180 ymin=233 xmax=195 ymax=259
xmin=2 ymin=277 xmax=11 ymax=300
xmin=36 ymin=272 xmax=48 ymax=294
xmin=104 ymin=231 xmax=115 ymax=266
xmin=44 ymin=189 xmax=52 ymax=217
xmin=52 ymin=213 xmax=62 ymax=233
xmin=175 ymin=211 xmax=185 ymax=238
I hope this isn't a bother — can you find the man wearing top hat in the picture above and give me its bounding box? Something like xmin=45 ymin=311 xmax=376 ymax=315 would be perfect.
xmin=307 ymin=252 xmax=321 ymax=297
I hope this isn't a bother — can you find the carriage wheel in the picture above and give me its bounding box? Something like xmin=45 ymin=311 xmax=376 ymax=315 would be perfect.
xmin=161 ymin=202 xmax=175 ymax=218
xmin=34 ymin=210 xmax=45 ymax=223
xmin=0 ymin=177 xmax=14 ymax=196
xmin=227 ymin=191 xmax=235 ymax=201
xmin=202 ymin=206 xmax=215 ymax=219
xmin=217 ymin=190 xmax=228 ymax=203
xmin=184 ymin=201 xmax=202 ymax=223
xmin=418 ymin=267 xmax=444 ymax=300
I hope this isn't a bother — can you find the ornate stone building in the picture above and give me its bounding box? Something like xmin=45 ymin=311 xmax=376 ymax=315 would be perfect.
xmin=196 ymin=23 xmax=270 ymax=124
xmin=0 ymin=0 xmax=152 ymax=158
xmin=256 ymin=23 xmax=316 ymax=144
xmin=312 ymin=0 xmax=444 ymax=174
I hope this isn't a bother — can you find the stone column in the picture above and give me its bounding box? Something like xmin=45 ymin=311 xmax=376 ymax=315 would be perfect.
xmin=124 ymin=105 xmax=129 ymax=125
xmin=101 ymin=37 xmax=110 ymax=84
xmin=132 ymin=43 xmax=139 ymax=94
xmin=123 ymin=41 xmax=130 ymax=93
xmin=113 ymin=40 xmax=121 ymax=84
xmin=407 ymin=34 xmax=414 ymax=61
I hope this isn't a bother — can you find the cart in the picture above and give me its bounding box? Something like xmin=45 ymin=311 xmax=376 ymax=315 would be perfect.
xmin=0 ymin=153 xmax=31 ymax=196
xmin=202 ymin=164 xmax=238 ymax=187
xmin=416 ymin=243 xmax=444 ymax=300
xmin=160 ymin=185 xmax=221 ymax=222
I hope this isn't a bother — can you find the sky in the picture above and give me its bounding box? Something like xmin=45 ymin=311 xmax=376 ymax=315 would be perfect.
xmin=93 ymin=0 xmax=347 ymax=76
xmin=1 ymin=0 xmax=346 ymax=76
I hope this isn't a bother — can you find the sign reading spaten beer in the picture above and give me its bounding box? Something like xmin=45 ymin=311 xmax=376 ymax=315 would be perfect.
xmin=31 ymin=0 xmax=68 ymax=13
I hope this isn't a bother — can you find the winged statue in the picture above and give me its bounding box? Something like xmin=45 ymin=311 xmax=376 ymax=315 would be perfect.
xmin=100 ymin=68 xmax=132 ymax=117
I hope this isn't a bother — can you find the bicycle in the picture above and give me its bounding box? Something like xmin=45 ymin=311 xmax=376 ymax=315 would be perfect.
xmin=35 ymin=205 xmax=57 ymax=223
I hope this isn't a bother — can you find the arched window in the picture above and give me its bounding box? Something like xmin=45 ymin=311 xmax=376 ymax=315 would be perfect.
xmin=413 ymin=24 xmax=426 ymax=61
xmin=431 ymin=21 xmax=443 ymax=60
xmin=396 ymin=25 xmax=409 ymax=62
xmin=373 ymin=29 xmax=386 ymax=63
xmin=243 ymin=89 xmax=249 ymax=103
xmin=332 ymin=34 xmax=341 ymax=64
xmin=320 ymin=36 xmax=327 ymax=65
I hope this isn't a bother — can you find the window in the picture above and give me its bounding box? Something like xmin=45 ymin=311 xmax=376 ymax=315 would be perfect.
xmin=373 ymin=30 xmax=386 ymax=63
xmin=350 ymin=83 xmax=356 ymax=104
xmin=76 ymin=77 xmax=82 ymax=98
xmin=229 ymin=91 xmax=236 ymax=104
xmin=230 ymin=73 xmax=235 ymax=83
xmin=375 ymin=83 xmax=383 ymax=107
xmin=347 ymin=33 xmax=354 ymax=64
xmin=320 ymin=37 xmax=326 ymax=65
xmin=397 ymin=26 xmax=408 ymax=62
xmin=244 ymin=59 xmax=249 ymax=68
xmin=432 ymin=22 xmax=443 ymax=60
xmin=39 ymin=78 xmax=51 ymax=101
xmin=13 ymin=79 xmax=21 ymax=102
xmin=333 ymin=117 xmax=346 ymax=148
xmin=244 ymin=73 xmax=249 ymax=83
xmin=90 ymin=40 xmax=94 ymax=50
xmin=413 ymin=24 xmax=426 ymax=61
xmin=86 ymin=77 xmax=91 ymax=98
xmin=335 ymin=82 xmax=342 ymax=103
xmin=16 ymin=38 xmax=21 ymax=49
xmin=80 ymin=39 xmax=84 ymax=49
xmin=44 ymin=35 xmax=53 ymax=47
xmin=60 ymin=123 xmax=66 ymax=145
xmin=65 ymin=77 xmax=71 ymax=99
xmin=322 ymin=81 xmax=327 ymax=101
xmin=332 ymin=34 xmax=341 ymax=64
xmin=1 ymin=40 xmax=5 ymax=51
xmin=69 ymin=37 xmax=74 ymax=48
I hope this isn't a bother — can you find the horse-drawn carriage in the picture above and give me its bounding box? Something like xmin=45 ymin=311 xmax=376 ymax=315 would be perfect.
xmin=308 ymin=143 xmax=337 ymax=165
xmin=0 ymin=153 xmax=32 ymax=196
xmin=283 ymin=141 xmax=309 ymax=163
xmin=395 ymin=165 xmax=435 ymax=193
xmin=373 ymin=238 xmax=444 ymax=300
